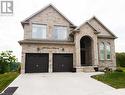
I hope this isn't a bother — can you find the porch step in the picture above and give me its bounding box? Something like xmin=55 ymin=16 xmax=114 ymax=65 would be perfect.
xmin=77 ymin=66 xmax=95 ymax=72
xmin=82 ymin=66 xmax=95 ymax=72
xmin=83 ymin=66 xmax=95 ymax=72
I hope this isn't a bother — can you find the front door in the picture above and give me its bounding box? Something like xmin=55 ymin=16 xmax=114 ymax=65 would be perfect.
xmin=80 ymin=36 xmax=92 ymax=66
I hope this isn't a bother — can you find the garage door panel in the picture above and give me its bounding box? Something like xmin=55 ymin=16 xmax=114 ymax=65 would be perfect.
xmin=25 ymin=53 xmax=49 ymax=73
xmin=53 ymin=54 xmax=73 ymax=72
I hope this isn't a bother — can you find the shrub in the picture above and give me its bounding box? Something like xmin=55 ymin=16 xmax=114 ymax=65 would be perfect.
xmin=10 ymin=62 xmax=20 ymax=72
xmin=116 ymin=52 xmax=125 ymax=67
xmin=115 ymin=68 xmax=123 ymax=72
xmin=104 ymin=67 xmax=112 ymax=73
xmin=0 ymin=51 xmax=20 ymax=74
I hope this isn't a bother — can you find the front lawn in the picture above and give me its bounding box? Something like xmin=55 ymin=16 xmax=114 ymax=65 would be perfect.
xmin=120 ymin=67 xmax=125 ymax=72
xmin=0 ymin=72 xmax=19 ymax=92
xmin=91 ymin=71 xmax=125 ymax=89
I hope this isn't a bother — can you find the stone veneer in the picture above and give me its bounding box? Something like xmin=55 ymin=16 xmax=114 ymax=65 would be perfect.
xmin=21 ymin=43 xmax=75 ymax=73
xmin=19 ymin=4 xmax=116 ymax=73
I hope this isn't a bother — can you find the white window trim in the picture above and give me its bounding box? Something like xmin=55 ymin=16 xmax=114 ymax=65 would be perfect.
xmin=99 ymin=42 xmax=112 ymax=61
xmin=99 ymin=42 xmax=105 ymax=61
xmin=32 ymin=23 xmax=47 ymax=39
xmin=53 ymin=25 xmax=68 ymax=40
xmin=106 ymin=42 xmax=111 ymax=60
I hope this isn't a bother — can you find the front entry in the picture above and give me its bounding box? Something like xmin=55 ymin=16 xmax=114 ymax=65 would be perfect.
xmin=53 ymin=54 xmax=73 ymax=72
xmin=80 ymin=36 xmax=92 ymax=66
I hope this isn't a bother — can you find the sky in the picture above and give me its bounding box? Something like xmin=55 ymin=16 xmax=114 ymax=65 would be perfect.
xmin=0 ymin=0 xmax=125 ymax=61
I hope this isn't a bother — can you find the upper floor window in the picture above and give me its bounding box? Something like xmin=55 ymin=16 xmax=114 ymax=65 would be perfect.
xmin=53 ymin=26 xmax=68 ymax=40
xmin=32 ymin=24 xmax=46 ymax=39
xmin=99 ymin=42 xmax=105 ymax=60
xmin=106 ymin=42 xmax=111 ymax=60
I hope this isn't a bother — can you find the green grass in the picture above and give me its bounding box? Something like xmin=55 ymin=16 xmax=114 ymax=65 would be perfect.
xmin=92 ymin=71 xmax=125 ymax=89
xmin=120 ymin=67 xmax=125 ymax=72
xmin=0 ymin=72 xmax=19 ymax=92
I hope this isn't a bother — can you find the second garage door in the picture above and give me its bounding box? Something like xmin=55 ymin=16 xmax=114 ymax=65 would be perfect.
xmin=25 ymin=53 xmax=49 ymax=73
xmin=53 ymin=54 xmax=73 ymax=72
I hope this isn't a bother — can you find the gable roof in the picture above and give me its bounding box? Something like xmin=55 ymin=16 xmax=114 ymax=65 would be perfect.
xmin=73 ymin=16 xmax=117 ymax=39
xmin=89 ymin=16 xmax=117 ymax=38
xmin=70 ymin=21 xmax=99 ymax=35
xmin=21 ymin=4 xmax=75 ymax=26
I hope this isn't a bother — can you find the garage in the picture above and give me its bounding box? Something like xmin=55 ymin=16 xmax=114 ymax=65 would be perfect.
xmin=25 ymin=53 xmax=49 ymax=73
xmin=53 ymin=54 xmax=73 ymax=72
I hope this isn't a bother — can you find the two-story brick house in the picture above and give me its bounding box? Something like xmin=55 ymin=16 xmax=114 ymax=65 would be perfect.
xmin=19 ymin=4 xmax=117 ymax=73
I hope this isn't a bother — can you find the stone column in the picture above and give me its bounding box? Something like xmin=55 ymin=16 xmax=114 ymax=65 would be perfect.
xmin=49 ymin=53 xmax=53 ymax=73
xmin=93 ymin=37 xmax=98 ymax=66
xmin=75 ymin=38 xmax=81 ymax=72
xmin=21 ymin=52 xmax=25 ymax=73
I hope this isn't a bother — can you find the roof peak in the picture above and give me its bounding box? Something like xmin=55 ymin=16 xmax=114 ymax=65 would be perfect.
xmin=21 ymin=4 xmax=75 ymax=26
xmin=73 ymin=16 xmax=117 ymax=38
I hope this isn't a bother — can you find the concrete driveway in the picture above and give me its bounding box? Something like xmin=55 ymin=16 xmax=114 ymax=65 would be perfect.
xmin=7 ymin=72 xmax=117 ymax=95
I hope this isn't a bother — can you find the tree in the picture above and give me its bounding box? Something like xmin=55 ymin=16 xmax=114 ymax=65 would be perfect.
xmin=0 ymin=51 xmax=20 ymax=73
xmin=116 ymin=52 xmax=125 ymax=67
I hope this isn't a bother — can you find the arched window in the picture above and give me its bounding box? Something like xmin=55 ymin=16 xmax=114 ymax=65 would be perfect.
xmin=106 ymin=42 xmax=111 ymax=60
xmin=99 ymin=42 xmax=105 ymax=60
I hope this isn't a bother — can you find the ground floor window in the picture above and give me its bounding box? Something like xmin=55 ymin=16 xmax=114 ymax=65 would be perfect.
xmin=99 ymin=42 xmax=111 ymax=60
xmin=106 ymin=42 xmax=111 ymax=60
xmin=99 ymin=42 xmax=105 ymax=60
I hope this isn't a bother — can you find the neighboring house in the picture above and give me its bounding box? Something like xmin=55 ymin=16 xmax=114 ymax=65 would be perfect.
xmin=19 ymin=4 xmax=117 ymax=73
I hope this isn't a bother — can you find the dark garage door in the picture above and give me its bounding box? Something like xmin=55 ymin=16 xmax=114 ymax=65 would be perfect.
xmin=53 ymin=54 xmax=73 ymax=72
xmin=25 ymin=53 xmax=49 ymax=73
